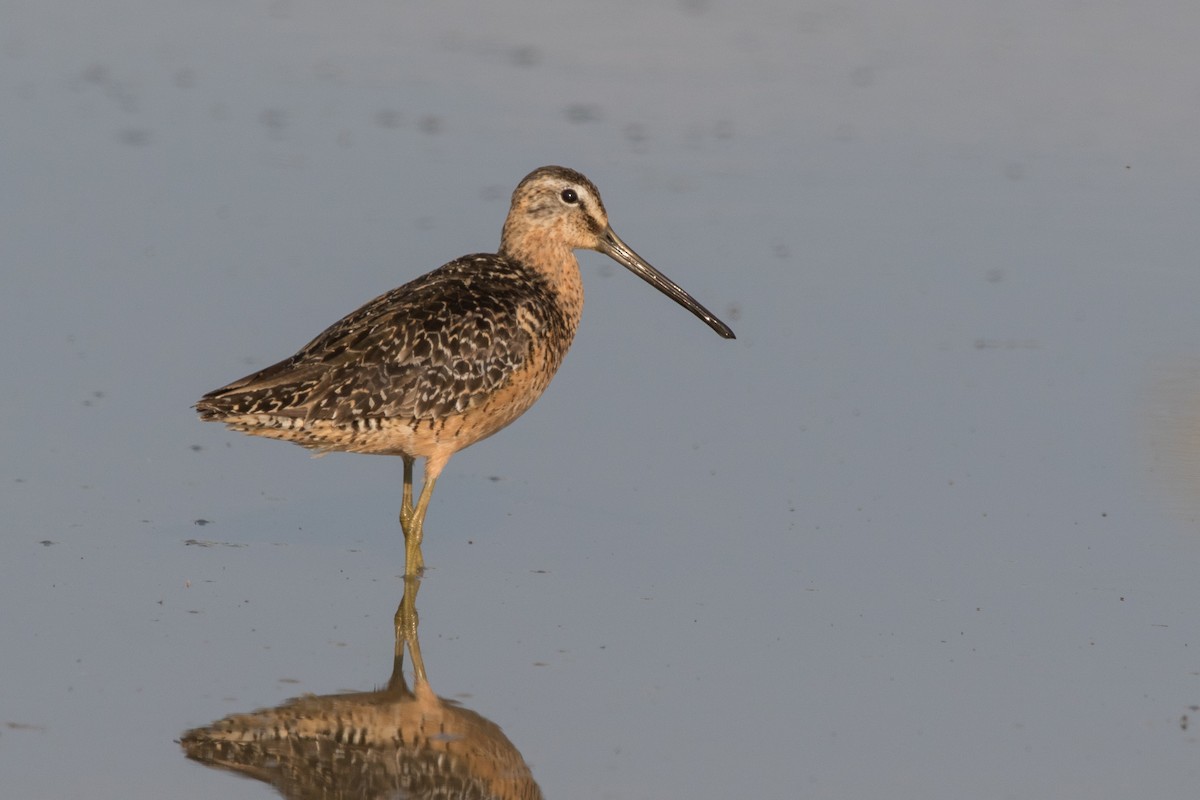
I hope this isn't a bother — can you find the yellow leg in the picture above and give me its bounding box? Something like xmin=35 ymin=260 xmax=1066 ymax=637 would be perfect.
xmin=399 ymin=456 xmax=415 ymax=526
xmin=403 ymin=474 xmax=437 ymax=575
xmin=399 ymin=454 xmax=447 ymax=577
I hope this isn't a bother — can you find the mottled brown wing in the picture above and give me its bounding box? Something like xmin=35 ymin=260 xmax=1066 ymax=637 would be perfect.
xmin=198 ymin=255 xmax=558 ymax=424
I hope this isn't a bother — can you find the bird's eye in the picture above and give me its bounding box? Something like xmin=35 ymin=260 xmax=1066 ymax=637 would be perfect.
xmin=560 ymin=188 xmax=578 ymax=204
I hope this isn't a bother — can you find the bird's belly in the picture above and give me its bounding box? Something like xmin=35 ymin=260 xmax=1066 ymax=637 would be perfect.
xmin=215 ymin=356 xmax=561 ymax=461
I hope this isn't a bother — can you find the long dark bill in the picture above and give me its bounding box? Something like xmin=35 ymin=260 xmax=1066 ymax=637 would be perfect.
xmin=598 ymin=227 xmax=736 ymax=339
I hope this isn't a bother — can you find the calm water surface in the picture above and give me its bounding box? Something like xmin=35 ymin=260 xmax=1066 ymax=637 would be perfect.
xmin=3 ymin=2 xmax=1200 ymax=798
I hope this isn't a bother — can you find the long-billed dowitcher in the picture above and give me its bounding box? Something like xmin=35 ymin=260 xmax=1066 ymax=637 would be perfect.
xmin=197 ymin=166 xmax=734 ymax=575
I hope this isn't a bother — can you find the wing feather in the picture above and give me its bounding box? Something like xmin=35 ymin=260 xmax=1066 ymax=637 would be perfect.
xmin=197 ymin=256 xmax=560 ymax=425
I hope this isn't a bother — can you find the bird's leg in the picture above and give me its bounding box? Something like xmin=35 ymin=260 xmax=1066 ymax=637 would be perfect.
xmin=401 ymin=455 xmax=448 ymax=577
xmin=403 ymin=475 xmax=438 ymax=576
xmin=399 ymin=456 xmax=424 ymax=574
xmin=399 ymin=456 xmax=416 ymax=529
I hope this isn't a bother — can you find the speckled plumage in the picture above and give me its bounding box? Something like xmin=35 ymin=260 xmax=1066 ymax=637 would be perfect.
xmin=197 ymin=165 xmax=734 ymax=574
xmin=197 ymin=256 xmax=572 ymax=453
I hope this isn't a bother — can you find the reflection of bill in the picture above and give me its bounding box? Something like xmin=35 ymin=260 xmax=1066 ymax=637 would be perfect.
xmin=181 ymin=577 xmax=543 ymax=800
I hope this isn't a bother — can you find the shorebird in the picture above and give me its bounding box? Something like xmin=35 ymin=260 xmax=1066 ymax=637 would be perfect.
xmin=197 ymin=166 xmax=734 ymax=574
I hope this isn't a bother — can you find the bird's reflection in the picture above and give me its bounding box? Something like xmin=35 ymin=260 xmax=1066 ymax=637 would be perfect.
xmin=181 ymin=576 xmax=544 ymax=799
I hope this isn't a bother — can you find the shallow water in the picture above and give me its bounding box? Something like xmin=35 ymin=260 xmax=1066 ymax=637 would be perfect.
xmin=4 ymin=2 xmax=1200 ymax=797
